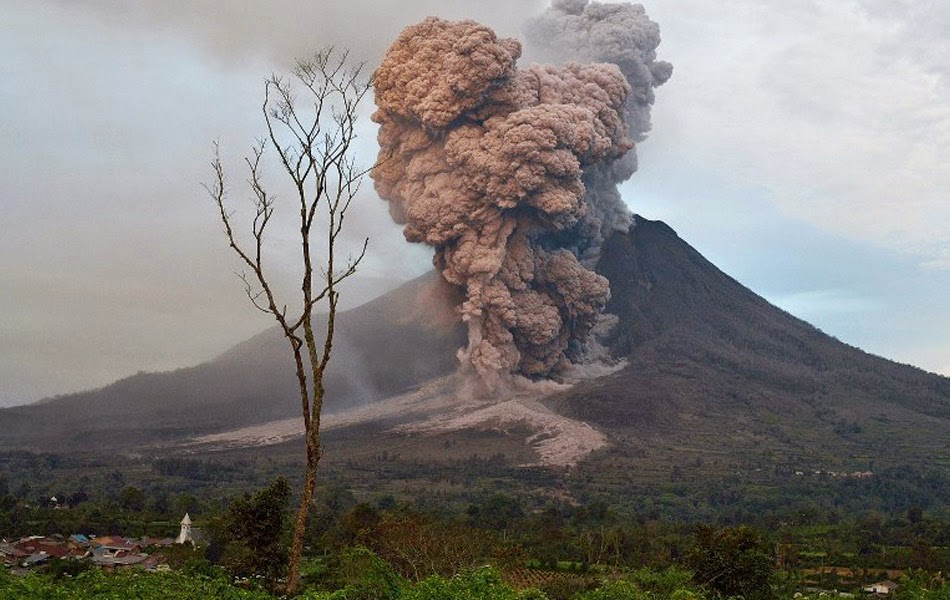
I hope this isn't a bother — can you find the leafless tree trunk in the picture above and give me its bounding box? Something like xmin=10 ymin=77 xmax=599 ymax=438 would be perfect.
xmin=205 ymin=48 xmax=371 ymax=595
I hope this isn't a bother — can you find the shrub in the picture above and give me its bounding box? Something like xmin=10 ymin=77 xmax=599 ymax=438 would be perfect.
xmin=573 ymin=580 xmax=651 ymax=600
xmin=400 ymin=566 xmax=547 ymax=600
xmin=687 ymin=525 xmax=775 ymax=600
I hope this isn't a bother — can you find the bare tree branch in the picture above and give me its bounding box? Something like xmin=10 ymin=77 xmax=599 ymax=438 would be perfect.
xmin=205 ymin=46 xmax=374 ymax=595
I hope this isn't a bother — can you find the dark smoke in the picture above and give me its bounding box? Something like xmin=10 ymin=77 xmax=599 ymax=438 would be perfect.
xmin=525 ymin=0 xmax=673 ymax=262
xmin=372 ymin=4 xmax=670 ymax=393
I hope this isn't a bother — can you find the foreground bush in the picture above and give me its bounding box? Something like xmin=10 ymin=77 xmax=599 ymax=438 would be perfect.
xmin=4 ymin=563 xmax=949 ymax=599
xmin=400 ymin=567 xmax=546 ymax=600
xmin=300 ymin=546 xmax=405 ymax=600
xmin=296 ymin=566 xmax=544 ymax=600
xmin=0 ymin=567 xmax=274 ymax=600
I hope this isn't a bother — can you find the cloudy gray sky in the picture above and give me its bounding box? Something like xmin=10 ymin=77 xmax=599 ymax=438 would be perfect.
xmin=1 ymin=0 xmax=947 ymax=406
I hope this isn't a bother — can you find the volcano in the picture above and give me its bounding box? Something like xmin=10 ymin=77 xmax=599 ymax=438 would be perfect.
xmin=1 ymin=217 xmax=947 ymax=480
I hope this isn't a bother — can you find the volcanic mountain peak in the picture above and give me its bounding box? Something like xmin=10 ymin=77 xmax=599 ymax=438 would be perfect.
xmin=0 ymin=216 xmax=946 ymax=479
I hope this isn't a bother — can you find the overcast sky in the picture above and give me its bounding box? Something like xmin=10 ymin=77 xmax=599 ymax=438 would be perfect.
xmin=1 ymin=0 xmax=947 ymax=407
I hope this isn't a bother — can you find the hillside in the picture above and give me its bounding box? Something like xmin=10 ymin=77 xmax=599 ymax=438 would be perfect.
xmin=1 ymin=216 xmax=947 ymax=478
xmin=542 ymin=217 xmax=949 ymax=490
xmin=0 ymin=273 xmax=465 ymax=450
xmin=213 ymin=217 xmax=946 ymax=513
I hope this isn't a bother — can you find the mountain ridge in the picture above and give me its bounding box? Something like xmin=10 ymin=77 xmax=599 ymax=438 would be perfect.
xmin=170 ymin=216 xmax=948 ymax=486
xmin=0 ymin=272 xmax=465 ymax=450
xmin=0 ymin=216 xmax=946 ymax=465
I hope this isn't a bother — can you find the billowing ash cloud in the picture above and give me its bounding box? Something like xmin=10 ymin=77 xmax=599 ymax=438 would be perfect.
xmin=526 ymin=0 xmax=673 ymax=143
xmin=524 ymin=0 xmax=673 ymax=261
xmin=372 ymin=6 xmax=669 ymax=392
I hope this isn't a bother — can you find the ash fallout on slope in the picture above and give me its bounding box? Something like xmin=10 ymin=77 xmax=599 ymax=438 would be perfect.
xmin=371 ymin=2 xmax=670 ymax=393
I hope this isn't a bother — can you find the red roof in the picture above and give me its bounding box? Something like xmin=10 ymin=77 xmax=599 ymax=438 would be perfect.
xmin=15 ymin=541 xmax=69 ymax=558
xmin=1 ymin=545 xmax=29 ymax=558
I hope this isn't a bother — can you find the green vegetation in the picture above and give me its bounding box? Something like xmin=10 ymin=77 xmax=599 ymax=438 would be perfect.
xmin=3 ymin=564 xmax=950 ymax=599
xmin=0 ymin=568 xmax=275 ymax=599
xmin=686 ymin=525 xmax=774 ymax=600
xmin=213 ymin=477 xmax=292 ymax=582
xmin=3 ymin=466 xmax=949 ymax=598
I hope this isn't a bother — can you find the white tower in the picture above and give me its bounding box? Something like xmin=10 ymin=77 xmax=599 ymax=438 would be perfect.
xmin=175 ymin=513 xmax=193 ymax=545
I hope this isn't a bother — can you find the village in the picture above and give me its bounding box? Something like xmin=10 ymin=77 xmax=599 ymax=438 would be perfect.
xmin=0 ymin=513 xmax=196 ymax=574
xmin=0 ymin=512 xmax=922 ymax=596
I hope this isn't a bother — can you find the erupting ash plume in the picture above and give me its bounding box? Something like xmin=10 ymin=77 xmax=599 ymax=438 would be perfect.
xmin=372 ymin=3 xmax=670 ymax=393
xmin=525 ymin=0 xmax=673 ymax=261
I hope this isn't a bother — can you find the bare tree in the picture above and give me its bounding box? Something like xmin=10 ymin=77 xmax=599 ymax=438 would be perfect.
xmin=205 ymin=48 xmax=370 ymax=594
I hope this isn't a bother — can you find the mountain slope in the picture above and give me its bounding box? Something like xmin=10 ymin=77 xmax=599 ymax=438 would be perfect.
xmin=0 ymin=273 xmax=465 ymax=450
xmin=254 ymin=216 xmax=946 ymax=517
xmin=542 ymin=216 xmax=949 ymax=479
xmin=1 ymin=216 xmax=946 ymax=466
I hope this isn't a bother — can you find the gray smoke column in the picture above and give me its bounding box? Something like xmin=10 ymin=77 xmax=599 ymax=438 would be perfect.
xmin=525 ymin=0 xmax=673 ymax=261
xmin=372 ymin=10 xmax=668 ymax=393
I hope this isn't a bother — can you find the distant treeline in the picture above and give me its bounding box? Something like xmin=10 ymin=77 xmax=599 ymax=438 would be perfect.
xmin=152 ymin=457 xmax=251 ymax=482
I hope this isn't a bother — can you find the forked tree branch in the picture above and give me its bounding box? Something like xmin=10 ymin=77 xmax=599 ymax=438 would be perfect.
xmin=204 ymin=46 xmax=374 ymax=595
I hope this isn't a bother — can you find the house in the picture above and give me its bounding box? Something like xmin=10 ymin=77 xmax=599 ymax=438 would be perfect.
xmin=2 ymin=531 xmax=176 ymax=574
xmin=90 ymin=553 xmax=150 ymax=571
xmin=864 ymin=580 xmax=899 ymax=595
xmin=22 ymin=552 xmax=52 ymax=567
xmin=91 ymin=536 xmax=141 ymax=556
xmin=14 ymin=538 xmax=70 ymax=559
xmin=31 ymin=543 xmax=70 ymax=559
xmin=0 ymin=542 xmax=28 ymax=567
xmin=140 ymin=555 xmax=165 ymax=571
